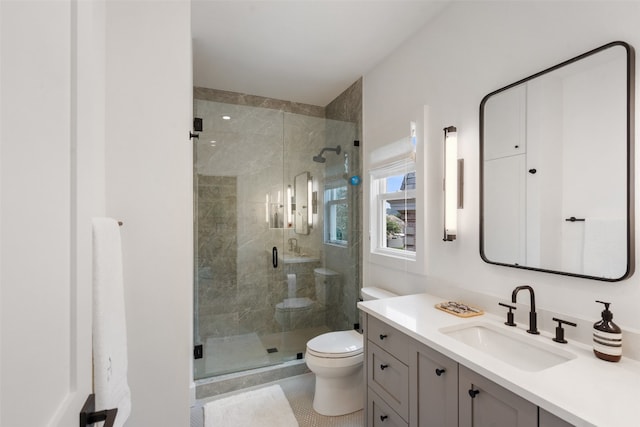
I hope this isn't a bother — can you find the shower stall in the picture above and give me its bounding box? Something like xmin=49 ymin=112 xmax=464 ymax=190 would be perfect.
xmin=193 ymin=88 xmax=361 ymax=380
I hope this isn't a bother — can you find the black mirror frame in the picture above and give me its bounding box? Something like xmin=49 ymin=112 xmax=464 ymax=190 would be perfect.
xmin=479 ymin=41 xmax=635 ymax=282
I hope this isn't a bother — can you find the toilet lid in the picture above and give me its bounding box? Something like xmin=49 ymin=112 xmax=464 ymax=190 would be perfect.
xmin=306 ymin=330 xmax=363 ymax=358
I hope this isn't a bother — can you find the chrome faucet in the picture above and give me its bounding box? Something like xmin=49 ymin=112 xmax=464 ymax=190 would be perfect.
xmin=511 ymin=285 xmax=539 ymax=334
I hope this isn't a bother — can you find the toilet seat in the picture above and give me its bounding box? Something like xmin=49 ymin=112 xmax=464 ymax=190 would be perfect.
xmin=306 ymin=330 xmax=363 ymax=359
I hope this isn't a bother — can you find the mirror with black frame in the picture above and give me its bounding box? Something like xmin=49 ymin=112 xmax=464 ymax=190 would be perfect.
xmin=294 ymin=171 xmax=311 ymax=235
xmin=480 ymin=41 xmax=635 ymax=281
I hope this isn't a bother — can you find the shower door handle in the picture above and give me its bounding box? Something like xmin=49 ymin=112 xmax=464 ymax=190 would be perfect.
xmin=272 ymin=246 xmax=278 ymax=268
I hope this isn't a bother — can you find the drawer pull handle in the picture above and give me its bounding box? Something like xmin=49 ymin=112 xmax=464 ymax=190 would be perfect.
xmin=435 ymin=368 xmax=446 ymax=376
xmin=468 ymin=388 xmax=480 ymax=398
xmin=380 ymin=363 xmax=389 ymax=370
xmin=380 ymin=415 xmax=388 ymax=421
xmin=379 ymin=334 xmax=387 ymax=340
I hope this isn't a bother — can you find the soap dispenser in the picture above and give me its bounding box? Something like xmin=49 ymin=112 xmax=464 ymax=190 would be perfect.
xmin=593 ymin=300 xmax=622 ymax=362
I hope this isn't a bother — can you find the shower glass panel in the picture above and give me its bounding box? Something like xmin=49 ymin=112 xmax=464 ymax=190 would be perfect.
xmin=193 ymin=98 xmax=360 ymax=380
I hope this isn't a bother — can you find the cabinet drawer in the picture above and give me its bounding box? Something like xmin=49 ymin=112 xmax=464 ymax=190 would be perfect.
xmin=368 ymin=388 xmax=408 ymax=427
xmin=367 ymin=315 xmax=410 ymax=363
xmin=368 ymin=342 xmax=409 ymax=421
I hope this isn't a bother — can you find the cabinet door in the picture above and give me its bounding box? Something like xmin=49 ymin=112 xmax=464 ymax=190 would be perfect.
xmin=459 ymin=366 xmax=537 ymax=427
xmin=540 ymin=409 xmax=575 ymax=427
xmin=411 ymin=342 xmax=458 ymax=427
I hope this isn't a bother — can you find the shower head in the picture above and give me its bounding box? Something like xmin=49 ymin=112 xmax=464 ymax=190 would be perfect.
xmin=312 ymin=145 xmax=341 ymax=163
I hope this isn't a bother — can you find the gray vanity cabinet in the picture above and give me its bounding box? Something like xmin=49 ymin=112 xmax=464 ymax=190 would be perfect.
xmin=363 ymin=314 xmax=574 ymax=427
xmin=410 ymin=341 xmax=458 ymax=427
xmin=539 ymin=409 xmax=575 ymax=427
xmin=458 ymin=365 xmax=537 ymax=427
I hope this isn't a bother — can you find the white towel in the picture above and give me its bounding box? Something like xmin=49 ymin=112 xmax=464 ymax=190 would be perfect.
xmin=92 ymin=218 xmax=131 ymax=427
xmin=583 ymin=218 xmax=627 ymax=279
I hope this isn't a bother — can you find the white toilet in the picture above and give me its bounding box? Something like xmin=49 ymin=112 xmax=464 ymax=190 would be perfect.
xmin=313 ymin=267 xmax=340 ymax=307
xmin=274 ymin=297 xmax=314 ymax=331
xmin=275 ymin=273 xmax=314 ymax=331
xmin=305 ymin=286 xmax=398 ymax=416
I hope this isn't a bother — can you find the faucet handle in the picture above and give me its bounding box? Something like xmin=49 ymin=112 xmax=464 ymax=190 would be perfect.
xmin=552 ymin=317 xmax=577 ymax=344
xmin=498 ymin=302 xmax=517 ymax=326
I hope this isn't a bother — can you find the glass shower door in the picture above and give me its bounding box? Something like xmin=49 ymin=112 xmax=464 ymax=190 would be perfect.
xmin=193 ymin=100 xmax=287 ymax=379
xmin=193 ymin=97 xmax=361 ymax=381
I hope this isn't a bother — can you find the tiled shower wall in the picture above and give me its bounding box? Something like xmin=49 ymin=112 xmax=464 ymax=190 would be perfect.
xmin=196 ymin=176 xmax=238 ymax=338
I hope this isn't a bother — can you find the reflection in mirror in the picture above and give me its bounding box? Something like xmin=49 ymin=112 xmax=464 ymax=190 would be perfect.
xmin=295 ymin=172 xmax=311 ymax=235
xmin=480 ymin=41 xmax=635 ymax=281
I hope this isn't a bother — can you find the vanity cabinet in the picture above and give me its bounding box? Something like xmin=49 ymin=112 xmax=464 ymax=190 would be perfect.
xmin=540 ymin=409 xmax=574 ymax=427
xmin=363 ymin=314 xmax=575 ymax=427
xmin=459 ymin=365 xmax=537 ymax=427
xmin=410 ymin=341 xmax=458 ymax=427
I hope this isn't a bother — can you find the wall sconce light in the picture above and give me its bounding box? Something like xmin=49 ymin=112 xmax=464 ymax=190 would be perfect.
xmin=444 ymin=126 xmax=463 ymax=241
xmin=312 ymin=191 xmax=318 ymax=215
xmin=287 ymin=185 xmax=293 ymax=228
xmin=307 ymin=179 xmax=313 ymax=227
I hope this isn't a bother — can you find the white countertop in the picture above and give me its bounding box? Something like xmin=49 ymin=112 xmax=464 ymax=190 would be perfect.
xmin=358 ymin=292 xmax=640 ymax=427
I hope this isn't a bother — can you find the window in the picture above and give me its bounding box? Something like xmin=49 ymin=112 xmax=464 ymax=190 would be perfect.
xmin=324 ymin=184 xmax=348 ymax=246
xmin=372 ymin=168 xmax=416 ymax=257
xmin=369 ymin=121 xmax=419 ymax=262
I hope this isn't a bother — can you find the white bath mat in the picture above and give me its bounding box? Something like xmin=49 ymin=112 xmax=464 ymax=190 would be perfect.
xmin=205 ymin=384 xmax=299 ymax=427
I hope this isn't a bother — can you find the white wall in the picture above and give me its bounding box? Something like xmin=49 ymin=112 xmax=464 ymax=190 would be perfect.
xmin=105 ymin=1 xmax=192 ymax=426
xmin=363 ymin=1 xmax=640 ymax=331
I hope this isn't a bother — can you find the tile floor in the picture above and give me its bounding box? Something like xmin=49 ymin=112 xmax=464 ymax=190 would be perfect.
xmin=192 ymin=373 xmax=364 ymax=427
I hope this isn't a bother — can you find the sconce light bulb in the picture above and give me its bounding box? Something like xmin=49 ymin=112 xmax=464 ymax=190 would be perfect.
xmin=444 ymin=126 xmax=458 ymax=241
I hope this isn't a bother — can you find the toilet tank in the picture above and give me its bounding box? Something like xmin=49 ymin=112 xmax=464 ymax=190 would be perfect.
xmin=360 ymin=287 xmax=398 ymax=301
xmin=314 ymin=268 xmax=340 ymax=305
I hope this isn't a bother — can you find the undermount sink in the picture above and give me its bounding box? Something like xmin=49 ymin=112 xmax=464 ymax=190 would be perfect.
xmin=439 ymin=322 xmax=576 ymax=372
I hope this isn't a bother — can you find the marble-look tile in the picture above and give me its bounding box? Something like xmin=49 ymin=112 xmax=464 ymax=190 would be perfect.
xmin=194 ymin=87 xmax=325 ymax=118
xmin=198 ymin=312 xmax=239 ymax=339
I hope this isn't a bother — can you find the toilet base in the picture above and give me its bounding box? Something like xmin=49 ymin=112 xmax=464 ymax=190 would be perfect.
xmin=311 ymin=364 xmax=363 ymax=416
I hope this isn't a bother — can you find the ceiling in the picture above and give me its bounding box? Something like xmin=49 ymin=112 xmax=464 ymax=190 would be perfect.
xmin=191 ymin=1 xmax=449 ymax=106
